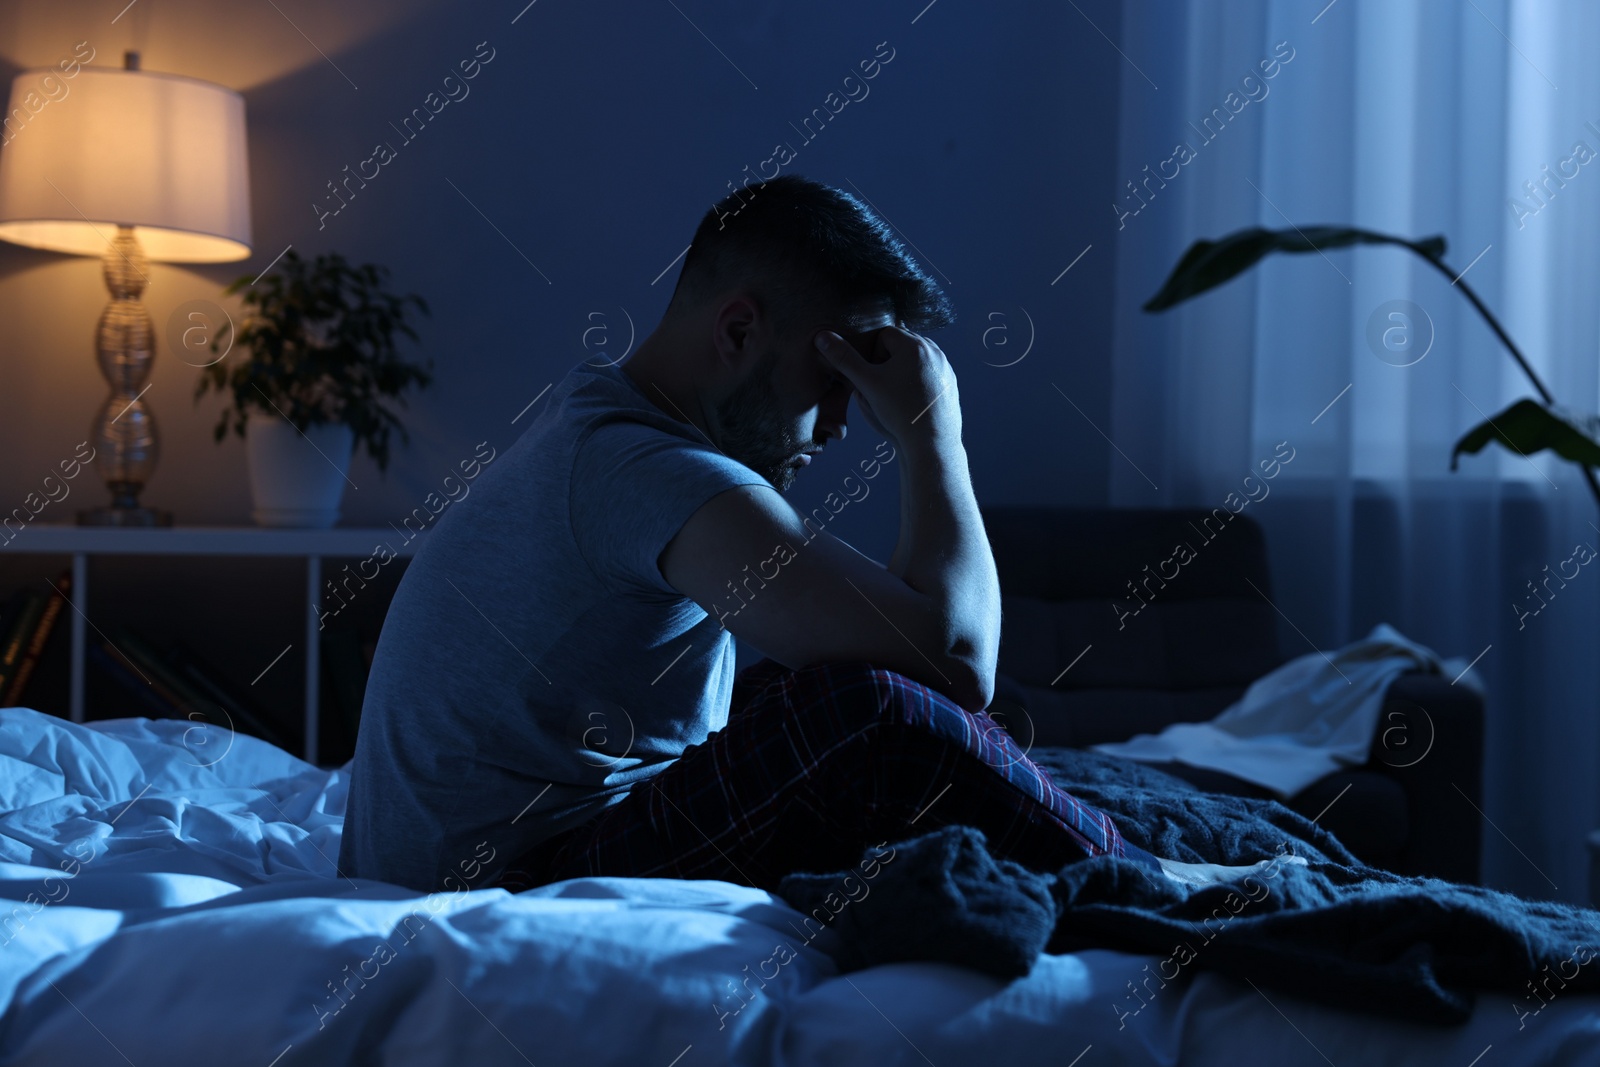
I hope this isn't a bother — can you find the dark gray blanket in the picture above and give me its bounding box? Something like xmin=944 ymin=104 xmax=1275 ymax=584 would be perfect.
xmin=777 ymin=748 xmax=1600 ymax=1024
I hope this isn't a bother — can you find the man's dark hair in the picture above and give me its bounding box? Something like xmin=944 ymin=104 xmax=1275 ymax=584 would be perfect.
xmin=665 ymin=175 xmax=954 ymax=335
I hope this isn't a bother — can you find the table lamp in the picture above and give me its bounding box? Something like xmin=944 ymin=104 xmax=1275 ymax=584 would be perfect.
xmin=0 ymin=51 xmax=252 ymax=526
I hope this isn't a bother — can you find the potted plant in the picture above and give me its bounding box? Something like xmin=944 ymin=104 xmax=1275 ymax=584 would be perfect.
xmin=1144 ymin=226 xmax=1600 ymax=512
xmin=195 ymin=249 xmax=432 ymax=527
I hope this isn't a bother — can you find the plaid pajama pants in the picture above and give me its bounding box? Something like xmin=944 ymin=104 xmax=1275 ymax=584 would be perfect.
xmin=491 ymin=658 xmax=1143 ymax=893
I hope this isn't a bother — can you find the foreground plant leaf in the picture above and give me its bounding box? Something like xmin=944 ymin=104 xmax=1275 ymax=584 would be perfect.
xmin=1143 ymin=227 xmax=1448 ymax=312
xmin=1451 ymin=398 xmax=1600 ymax=470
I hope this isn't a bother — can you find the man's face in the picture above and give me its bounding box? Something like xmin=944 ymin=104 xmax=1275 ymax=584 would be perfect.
xmin=715 ymin=303 xmax=896 ymax=492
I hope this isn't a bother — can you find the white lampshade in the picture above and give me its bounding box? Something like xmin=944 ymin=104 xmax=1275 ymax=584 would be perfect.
xmin=0 ymin=67 xmax=251 ymax=263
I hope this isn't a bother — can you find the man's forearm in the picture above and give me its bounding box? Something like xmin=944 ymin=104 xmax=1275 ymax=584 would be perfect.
xmin=886 ymin=432 xmax=1001 ymax=708
xmin=888 ymin=442 xmax=913 ymax=579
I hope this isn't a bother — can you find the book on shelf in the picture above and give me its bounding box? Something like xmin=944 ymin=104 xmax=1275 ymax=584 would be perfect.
xmin=90 ymin=625 xmax=291 ymax=751
xmin=2 ymin=568 xmax=72 ymax=706
xmin=0 ymin=588 xmax=48 ymax=704
xmin=88 ymin=639 xmax=184 ymax=719
xmin=160 ymin=636 xmax=291 ymax=752
xmin=111 ymin=625 xmax=228 ymax=726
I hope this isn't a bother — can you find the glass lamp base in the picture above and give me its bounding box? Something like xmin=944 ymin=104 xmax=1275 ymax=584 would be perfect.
xmin=77 ymin=506 xmax=174 ymax=527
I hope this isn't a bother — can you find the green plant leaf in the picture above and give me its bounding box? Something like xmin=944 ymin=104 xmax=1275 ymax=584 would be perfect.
xmin=194 ymin=248 xmax=432 ymax=474
xmin=1142 ymin=226 xmax=1448 ymax=312
xmin=1451 ymin=398 xmax=1600 ymax=470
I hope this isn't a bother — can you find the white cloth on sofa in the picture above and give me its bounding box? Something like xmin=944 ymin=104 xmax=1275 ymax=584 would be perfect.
xmin=1091 ymin=623 xmax=1482 ymax=798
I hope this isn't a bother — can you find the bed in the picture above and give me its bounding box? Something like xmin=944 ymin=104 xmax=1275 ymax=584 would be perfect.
xmin=1 ymin=705 xmax=1596 ymax=1066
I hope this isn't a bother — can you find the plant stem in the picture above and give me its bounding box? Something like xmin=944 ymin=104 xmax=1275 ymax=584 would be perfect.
xmin=1363 ymin=231 xmax=1600 ymax=511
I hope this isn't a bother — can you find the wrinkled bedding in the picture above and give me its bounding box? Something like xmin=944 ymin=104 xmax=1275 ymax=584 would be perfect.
xmin=1 ymin=707 xmax=1596 ymax=1066
xmin=783 ymin=750 xmax=1600 ymax=1025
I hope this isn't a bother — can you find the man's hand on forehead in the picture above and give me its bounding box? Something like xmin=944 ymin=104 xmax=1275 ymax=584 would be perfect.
xmin=835 ymin=324 xmax=900 ymax=365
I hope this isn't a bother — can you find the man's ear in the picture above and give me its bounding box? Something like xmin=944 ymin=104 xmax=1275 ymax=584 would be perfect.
xmin=710 ymin=290 xmax=766 ymax=371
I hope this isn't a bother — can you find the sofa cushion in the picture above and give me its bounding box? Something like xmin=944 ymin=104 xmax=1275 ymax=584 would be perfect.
xmin=991 ymin=671 xmax=1245 ymax=748
xmin=983 ymin=508 xmax=1285 ymax=701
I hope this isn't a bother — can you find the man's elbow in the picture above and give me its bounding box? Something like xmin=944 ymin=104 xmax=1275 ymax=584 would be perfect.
xmin=946 ymin=659 xmax=996 ymax=714
xmin=943 ymin=629 xmax=997 ymax=713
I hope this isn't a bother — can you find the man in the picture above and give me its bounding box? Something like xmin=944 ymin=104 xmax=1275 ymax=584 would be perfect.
xmin=339 ymin=175 xmax=1260 ymax=895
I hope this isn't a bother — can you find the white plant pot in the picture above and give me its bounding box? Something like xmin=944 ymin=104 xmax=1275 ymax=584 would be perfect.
xmin=244 ymin=411 xmax=355 ymax=528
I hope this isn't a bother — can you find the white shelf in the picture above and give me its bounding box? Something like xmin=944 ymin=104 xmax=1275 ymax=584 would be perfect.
xmin=9 ymin=523 xmax=424 ymax=557
xmin=4 ymin=523 xmax=427 ymax=765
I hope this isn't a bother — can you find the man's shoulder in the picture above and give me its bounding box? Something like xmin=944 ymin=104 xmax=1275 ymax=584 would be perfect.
xmin=572 ymin=408 xmax=745 ymax=479
xmin=533 ymin=360 xmax=696 ymax=460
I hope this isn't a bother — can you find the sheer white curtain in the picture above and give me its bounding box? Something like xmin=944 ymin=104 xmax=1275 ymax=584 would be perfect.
xmin=1110 ymin=0 xmax=1600 ymax=902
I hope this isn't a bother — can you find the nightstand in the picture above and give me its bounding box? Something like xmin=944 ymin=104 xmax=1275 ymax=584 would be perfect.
xmin=2 ymin=524 xmax=427 ymax=765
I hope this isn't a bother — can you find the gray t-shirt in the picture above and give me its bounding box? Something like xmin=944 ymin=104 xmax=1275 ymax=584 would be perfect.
xmin=337 ymin=355 xmax=771 ymax=892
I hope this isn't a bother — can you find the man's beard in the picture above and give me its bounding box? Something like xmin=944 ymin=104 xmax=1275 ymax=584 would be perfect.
xmin=715 ymin=346 xmax=808 ymax=492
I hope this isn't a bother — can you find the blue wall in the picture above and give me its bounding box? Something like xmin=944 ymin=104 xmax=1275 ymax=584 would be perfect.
xmin=0 ymin=0 xmax=1127 ymax=539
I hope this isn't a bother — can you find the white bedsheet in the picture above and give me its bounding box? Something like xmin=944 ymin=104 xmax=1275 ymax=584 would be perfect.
xmin=0 ymin=706 xmax=1594 ymax=1066
xmin=1092 ymin=623 xmax=1481 ymax=797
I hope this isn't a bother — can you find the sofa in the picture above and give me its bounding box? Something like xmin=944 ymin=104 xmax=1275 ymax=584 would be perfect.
xmin=981 ymin=506 xmax=1485 ymax=884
